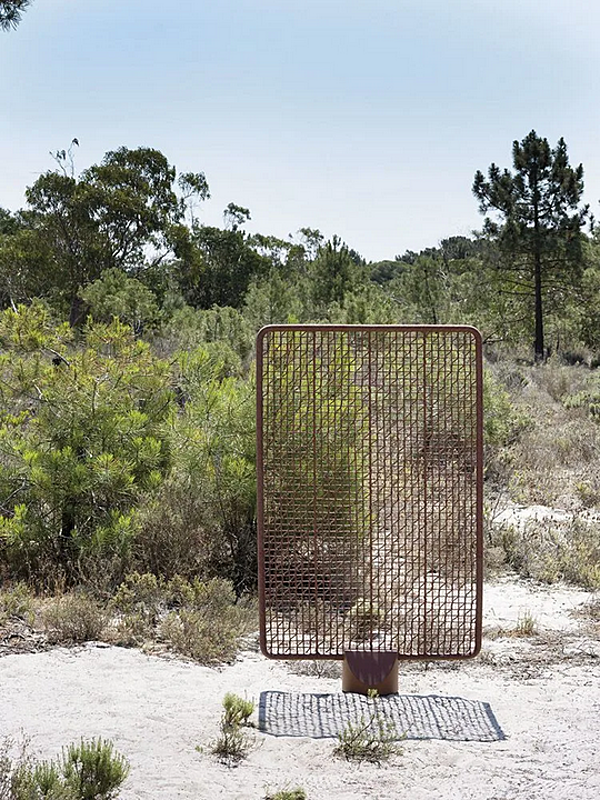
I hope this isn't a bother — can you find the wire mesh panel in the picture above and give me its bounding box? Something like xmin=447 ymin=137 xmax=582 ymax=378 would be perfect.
xmin=257 ymin=325 xmax=483 ymax=660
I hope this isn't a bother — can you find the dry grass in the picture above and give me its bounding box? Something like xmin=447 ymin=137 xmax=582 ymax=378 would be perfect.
xmin=486 ymin=358 xmax=600 ymax=511
xmin=41 ymin=594 xmax=107 ymax=644
xmin=487 ymin=516 xmax=600 ymax=590
xmin=0 ymin=584 xmax=36 ymax=627
xmin=0 ymin=573 xmax=255 ymax=666
xmin=107 ymin=573 xmax=256 ymax=664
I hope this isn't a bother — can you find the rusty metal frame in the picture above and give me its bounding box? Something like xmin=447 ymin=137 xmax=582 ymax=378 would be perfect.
xmin=257 ymin=325 xmax=483 ymax=661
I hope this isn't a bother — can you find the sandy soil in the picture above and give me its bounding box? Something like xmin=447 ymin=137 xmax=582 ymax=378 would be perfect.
xmin=1 ymin=575 xmax=599 ymax=800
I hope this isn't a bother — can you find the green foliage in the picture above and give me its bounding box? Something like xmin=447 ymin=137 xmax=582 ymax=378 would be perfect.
xmin=110 ymin=573 xmax=253 ymax=663
xmin=162 ymin=348 xmax=256 ymax=593
xmin=242 ymin=271 xmax=303 ymax=328
xmin=210 ymin=693 xmax=255 ymax=764
xmin=482 ymin=368 xmax=530 ymax=447
xmin=42 ymin=594 xmax=106 ymax=644
xmin=159 ymin=305 xmax=253 ymax=368
xmin=221 ymin=693 xmax=254 ymax=728
xmin=1 ymin=737 xmax=129 ymax=800
xmin=0 ymin=311 xmax=174 ymax=586
xmin=174 ymin=224 xmax=270 ymax=310
xmin=264 ymin=789 xmax=307 ymax=800
xmin=489 ymin=517 xmax=600 ymax=589
xmin=58 ymin=739 xmax=129 ymax=800
xmin=308 ymin=236 xmax=366 ymax=310
xmin=159 ymin=579 xmax=253 ymax=664
xmin=0 ymin=582 xmax=35 ymax=626
xmin=80 ymin=270 xmax=160 ymax=333
xmin=473 ymin=131 xmax=589 ymax=360
xmin=564 ymin=372 xmax=600 ymax=420
xmin=334 ymin=690 xmax=401 ymax=764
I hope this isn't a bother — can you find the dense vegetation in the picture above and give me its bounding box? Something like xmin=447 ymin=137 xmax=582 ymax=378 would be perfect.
xmin=1 ymin=131 xmax=600 ymax=653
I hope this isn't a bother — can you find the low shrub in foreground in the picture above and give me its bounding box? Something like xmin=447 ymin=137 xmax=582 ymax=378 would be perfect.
xmin=264 ymin=789 xmax=307 ymax=800
xmin=0 ymin=736 xmax=129 ymax=800
xmin=210 ymin=693 xmax=255 ymax=765
xmin=334 ymin=690 xmax=402 ymax=764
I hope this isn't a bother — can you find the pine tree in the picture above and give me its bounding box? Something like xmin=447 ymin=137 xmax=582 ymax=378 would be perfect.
xmin=0 ymin=0 xmax=32 ymax=31
xmin=473 ymin=131 xmax=589 ymax=360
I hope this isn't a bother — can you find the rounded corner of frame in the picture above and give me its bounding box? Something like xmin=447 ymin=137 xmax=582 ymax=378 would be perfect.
xmin=256 ymin=324 xmax=278 ymax=344
xmin=258 ymin=639 xmax=276 ymax=660
xmin=469 ymin=640 xmax=483 ymax=659
xmin=463 ymin=325 xmax=483 ymax=346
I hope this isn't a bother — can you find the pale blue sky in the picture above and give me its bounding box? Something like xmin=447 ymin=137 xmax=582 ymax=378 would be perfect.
xmin=2 ymin=0 xmax=600 ymax=261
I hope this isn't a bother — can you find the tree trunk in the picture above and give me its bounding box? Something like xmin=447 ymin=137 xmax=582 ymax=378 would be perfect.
xmin=534 ymin=250 xmax=544 ymax=362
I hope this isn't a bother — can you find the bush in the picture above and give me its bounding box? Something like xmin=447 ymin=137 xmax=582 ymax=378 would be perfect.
xmin=488 ymin=516 xmax=600 ymax=589
xmin=108 ymin=573 xmax=255 ymax=663
xmin=0 ymin=312 xmax=174 ymax=589
xmin=59 ymin=739 xmax=129 ymax=800
xmin=138 ymin=349 xmax=257 ymax=595
xmin=334 ymin=690 xmax=401 ymax=764
xmin=159 ymin=579 xmax=253 ymax=664
xmin=264 ymin=790 xmax=307 ymax=800
xmin=210 ymin=693 xmax=255 ymax=765
xmin=0 ymin=736 xmax=129 ymax=800
xmin=42 ymin=594 xmax=106 ymax=644
xmin=0 ymin=583 xmax=35 ymax=626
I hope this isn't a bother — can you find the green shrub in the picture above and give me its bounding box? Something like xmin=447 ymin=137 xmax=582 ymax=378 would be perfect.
xmin=221 ymin=693 xmax=254 ymax=728
xmin=0 ymin=736 xmax=129 ymax=800
xmin=59 ymin=739 xmax=129 ymax=800
xmin=488 ymin=517 xmax=600 ymax=590
xmin=482 ymin=368 xmax=530 ymax=447
xmin=0 ymin=583 xmax=35 ymax=626
xmin=109 ymin=573 xmax=254 ymax=663
xmin=159 ymin=587 xmax=251 ymax=664
xmin=264 ymin=789 xmax=307 ymax=800
xmin=334 ymin=690 xmax=401 ymax=764
xmin=0 ymin=312 xmax=174 ymax=589
xmin=210 ymin=693 xmax=255 ymax=765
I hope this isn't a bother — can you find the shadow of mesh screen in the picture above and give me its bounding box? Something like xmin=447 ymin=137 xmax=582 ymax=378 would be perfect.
xmin=258 ymin=691 xmax=504 ymax=742
xmin=257 ymin=325 xmax=483 ymax=659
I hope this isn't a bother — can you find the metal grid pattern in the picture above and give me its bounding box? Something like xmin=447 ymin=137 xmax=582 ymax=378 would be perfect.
xmin=257 ymin=325 xmax=483 ymax=660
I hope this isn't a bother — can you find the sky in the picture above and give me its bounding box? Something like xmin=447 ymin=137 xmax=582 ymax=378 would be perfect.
xmin=2 ymin=0 xmax=600 ymax=262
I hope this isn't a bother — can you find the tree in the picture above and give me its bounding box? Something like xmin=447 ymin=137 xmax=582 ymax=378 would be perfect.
xmin=0 ymin=0 xmax=31 ymax=30
xmin=173 ymin=223 xmax=269 ymax=310
xmin=473 ymin=131 xmax=589 ymax=361
xmin=308 ymin=235 xmax=364 ymax=309
xmin=18 ymin=147 xmax=206 ymax=324
xmin=0 ymin=306 xmax=175 ymax=585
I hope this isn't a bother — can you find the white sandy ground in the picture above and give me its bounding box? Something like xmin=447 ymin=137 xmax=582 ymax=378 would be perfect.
xmin=1 ymin=575 xmax=599 ymax=800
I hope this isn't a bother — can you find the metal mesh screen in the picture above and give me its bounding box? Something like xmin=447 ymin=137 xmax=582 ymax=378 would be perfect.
xmin=257 ymin=325 xmax=483 ymax=660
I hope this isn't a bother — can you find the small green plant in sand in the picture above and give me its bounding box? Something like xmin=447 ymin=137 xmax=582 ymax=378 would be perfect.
xmin=210 ymin=693 xmax=256 ymax=765
xmin=0 ymin=736 xmax=129 ymax=800
xmin=264 ymin=788 xmax=307 ymax=800
xmin=348 ymin=598 xmax=384 ymax=642
xmin=334 ymin=690 xmax=402 ymax=764
xmin=514 ymin=610 xmax=538 ymax=637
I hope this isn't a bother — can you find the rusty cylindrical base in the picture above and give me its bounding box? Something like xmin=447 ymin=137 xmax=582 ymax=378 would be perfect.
xmin=342 ymin=651 xmax=399 ymax=695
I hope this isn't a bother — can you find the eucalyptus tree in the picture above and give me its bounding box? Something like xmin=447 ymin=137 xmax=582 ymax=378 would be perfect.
xmin=17 ymin=147 xmax=207 ymax=324
xmin=473 ymin=131 xmax=589 ymax=360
